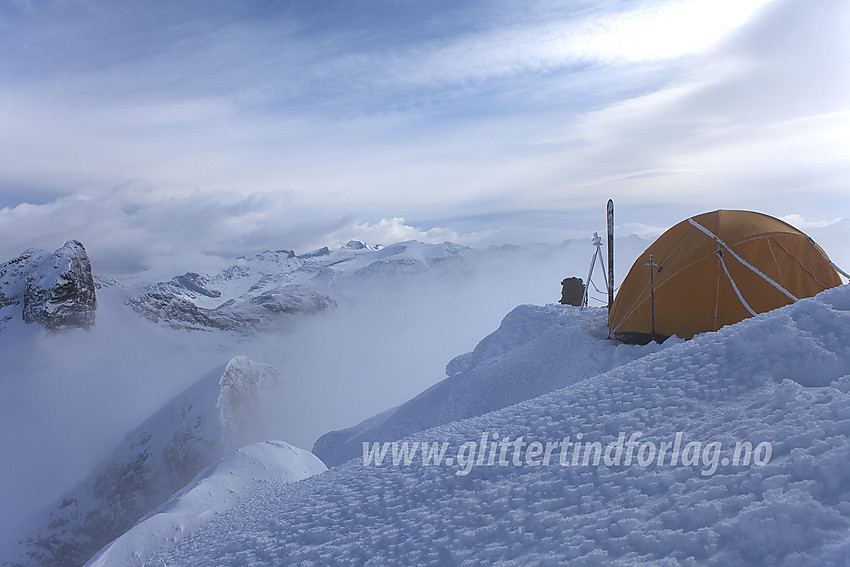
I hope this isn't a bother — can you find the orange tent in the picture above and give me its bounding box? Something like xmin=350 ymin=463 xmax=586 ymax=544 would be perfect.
xmin=609 ymin=210 xmax=843 ymax=343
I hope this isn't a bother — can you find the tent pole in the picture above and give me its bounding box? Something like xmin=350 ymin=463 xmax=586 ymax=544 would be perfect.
xmin=808 ymin=236 xmax=850 ymax=280
xmin=646 ymin=254 xmax=658 ymax=341
xmin=607 ymin=199 xmax=614 ymax=310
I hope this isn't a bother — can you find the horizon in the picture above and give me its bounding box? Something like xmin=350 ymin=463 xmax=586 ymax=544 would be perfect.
xmin=3 ymin=210 xmax=847 ymax=285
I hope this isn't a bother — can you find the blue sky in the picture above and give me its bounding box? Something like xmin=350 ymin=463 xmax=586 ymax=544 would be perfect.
xmin=0 ymin=0 xmax=848 ymax=274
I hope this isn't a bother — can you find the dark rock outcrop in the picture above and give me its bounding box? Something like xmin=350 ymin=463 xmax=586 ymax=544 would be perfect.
xmin=22 ymin=240 xmax=97 ymax=329
xmin=129 ymin=292 xmax=253 ymax=331
xmin=172 ymin=272 xmax=221 ymax=298
xmin=0 ymin=240 xmax=97 ymax=331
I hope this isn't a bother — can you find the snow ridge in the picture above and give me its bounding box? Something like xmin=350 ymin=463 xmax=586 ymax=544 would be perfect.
xmin=5 ymin=356 xmax=288 ymax=567
xmin=84 ymin=441 xmax=326 ymax=567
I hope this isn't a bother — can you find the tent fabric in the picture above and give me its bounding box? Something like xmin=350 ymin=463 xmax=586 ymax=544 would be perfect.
xmin=609 ymin=210 xmax=842 ymax=343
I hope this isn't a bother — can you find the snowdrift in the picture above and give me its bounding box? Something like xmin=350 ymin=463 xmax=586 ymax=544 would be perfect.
xmin=133 ymin=284 xmax=850 ymax=565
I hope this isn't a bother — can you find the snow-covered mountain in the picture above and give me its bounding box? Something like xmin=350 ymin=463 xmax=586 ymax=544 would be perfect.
xmin=127 ymin=240 xmax=477 ymax=332
xmin=5 ymin=356 xmax=290 ymax=567
xmin=0 ymin=236 xmax=650 ymax=339
xmin=89 ymin=283 xmax=850 ymax=565
xmin=0 ymin=240 xmax=96 ymax=333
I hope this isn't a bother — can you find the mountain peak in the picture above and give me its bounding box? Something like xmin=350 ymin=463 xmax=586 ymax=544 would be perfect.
xmin=342 ymin=240 xmax=382 ymax=251
xmin=0 ymin=240 xmax=97 ymax=332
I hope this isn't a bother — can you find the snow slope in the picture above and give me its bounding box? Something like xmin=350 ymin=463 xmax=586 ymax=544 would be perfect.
xmin=85 ymin=441 xmax=325 ymax=567
xmin=132 ymin=284 xmax=850 ymax=565
xmin=4 ymin=356 xmax=289 ymax=567
xmin=314 ymin=304 xmax=671 ymax=466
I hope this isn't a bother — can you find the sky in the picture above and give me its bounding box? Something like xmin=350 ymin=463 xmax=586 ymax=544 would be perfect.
xmin=0 ymin=0 xmax=848 ymax=275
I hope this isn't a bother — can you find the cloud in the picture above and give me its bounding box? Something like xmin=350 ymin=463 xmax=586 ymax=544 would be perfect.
xmin=780 ymin=214 xmax=847 ymax=230
xmin=315 ymin=0 xmax=774 ymax=93
xmin=330 ymin=217 xmax=458 ymax=247
xmin=0 ymin=186 xmax=350 ymax=277
xmin=535 ymin=0 xmax=850 ymax=219
xmin=0 ymin=178 xmax=628 ymax=279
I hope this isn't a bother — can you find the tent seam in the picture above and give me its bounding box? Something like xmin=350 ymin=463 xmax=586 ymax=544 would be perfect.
xmin=771 ymin=237 xmax=829 ymax=289
xmin=766 ymin=239 xmax=784 ymax=287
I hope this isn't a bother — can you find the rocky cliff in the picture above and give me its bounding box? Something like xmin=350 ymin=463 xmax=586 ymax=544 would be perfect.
xmin=0 ymin=240 xmax=97 ymax=332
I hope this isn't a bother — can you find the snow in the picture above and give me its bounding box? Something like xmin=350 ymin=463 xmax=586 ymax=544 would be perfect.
xmin=84 ymin=441 xmax=325 ymax=567
xmin=132 ymin=284 xmax=850 ymax=566
xmin=131 ymin=240 xmax=465 ymax=316
xmin=126 ymin=237 xmax=641 ymax=332
xmin=0 ymin=240 xmax=97 ymax=330
xmin=218 ymin=356 xmax=286 ymax=449
xmin=0 ymin=248 xmax=48 ymax=325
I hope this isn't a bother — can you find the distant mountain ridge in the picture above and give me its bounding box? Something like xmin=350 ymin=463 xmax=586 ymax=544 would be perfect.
xmin=127 ymin=240 xmax=476 ymax=332
xmin=0 ymin=238 xmax=484 ymax=334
